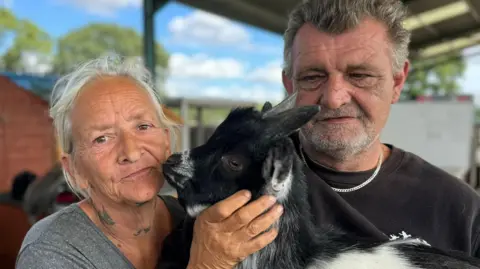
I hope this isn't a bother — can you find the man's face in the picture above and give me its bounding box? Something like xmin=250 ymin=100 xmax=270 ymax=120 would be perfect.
xmin=283 ymin=18 xmax=409 ymax=159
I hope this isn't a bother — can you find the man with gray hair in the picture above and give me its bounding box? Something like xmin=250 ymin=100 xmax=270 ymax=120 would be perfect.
xmin=282 ymin=0 xmax=480 ymax=257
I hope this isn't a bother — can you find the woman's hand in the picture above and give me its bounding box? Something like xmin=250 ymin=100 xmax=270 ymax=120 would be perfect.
xmin=186 ymin=190 xmax=283 ymax=269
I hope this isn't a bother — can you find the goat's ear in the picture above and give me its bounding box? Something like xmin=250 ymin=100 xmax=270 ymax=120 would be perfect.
xmin=262 ymin=91 xmax=298 ymax=119
xmin=262 ymin=138 xmax=295 ymax=199
xmin=261 ymin=101 xmax=273 ymax=113
xmin=264 ymin=105 xmax=320 ymax=140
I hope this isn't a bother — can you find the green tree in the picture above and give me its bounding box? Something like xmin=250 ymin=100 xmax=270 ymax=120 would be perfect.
xmin=403 ymin=52 xmax=466 ymax=99
xmin=2 ymin=19 xmax=53 ymax=72
xmin=0 ymin=8 xmax=18 ymax=46
xmin=52 ymin=23 xmax=169 ymax=78
xmin=0 ymin=8 xmax=53 ymax=72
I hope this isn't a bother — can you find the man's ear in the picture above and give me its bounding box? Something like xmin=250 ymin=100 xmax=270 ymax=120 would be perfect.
xmin=392 ymin=60 xmax=410 ymax=104
xmin=282 ymin=70 xmax=294 ymax=95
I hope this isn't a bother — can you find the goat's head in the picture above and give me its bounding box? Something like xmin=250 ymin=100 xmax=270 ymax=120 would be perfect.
xmin=163 ymin=92 xmax=320 ymax=217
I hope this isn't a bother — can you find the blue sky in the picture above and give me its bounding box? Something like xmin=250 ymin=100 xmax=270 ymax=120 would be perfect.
xmin=3 ymin=0 xmax=480 ymax=104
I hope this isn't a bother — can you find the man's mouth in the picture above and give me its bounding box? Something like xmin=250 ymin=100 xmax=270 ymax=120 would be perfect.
xmin=322 ymin=116 xmax=356 ymax=123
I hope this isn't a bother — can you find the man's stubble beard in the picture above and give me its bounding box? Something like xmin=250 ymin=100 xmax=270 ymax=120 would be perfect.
xmin=299 ymin=117 xmax=378 ymax=161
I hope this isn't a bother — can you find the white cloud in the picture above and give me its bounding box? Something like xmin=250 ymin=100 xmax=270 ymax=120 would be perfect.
xmin=247 ymin=60 xmax=283 ymax=85
xmin=202 ymin=84 xmax=285 ymax=104
xmin=20 ymin=52 xmax=53 ymax=75
xmin=165 ymin=78 xmax=285 ymax=104
xmin=1 ymin=0 xmax=13 ymax=8
xmin=168 ymin=53 xmax=245 ymax=79
xmin=167 ymin=10 xmax=279 ymax=55
xmin=53 ymin=0 xmax=140 ymax=17
xmin=164 ymin=53 xmax=285 ymax=103
xmin=168 ymin=52 xmax=283 ymax=86
xmin=168 ymin=10 xmax=250 ymax=46
xmin=460 ymin=61 xmax=480 ymax=106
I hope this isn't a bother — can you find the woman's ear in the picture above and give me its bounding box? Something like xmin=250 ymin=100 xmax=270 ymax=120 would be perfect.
xmin=60 ymin=153 xmax=74 ymax=180
xmin=163 ymin=128 xmax=172 ymax=157
xmin=61 ymin=153 xmax=89 ymax=190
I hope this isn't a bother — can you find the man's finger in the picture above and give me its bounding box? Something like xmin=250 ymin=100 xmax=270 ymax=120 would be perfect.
xmin=201 ymin=190 xmax=252 ymax=223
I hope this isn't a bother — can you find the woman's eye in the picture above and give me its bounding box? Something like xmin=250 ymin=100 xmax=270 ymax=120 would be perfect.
xmin=94 ymin=136 xmax=108 ymax=144
xmin=138 ymin=124 xmax=152 ymax=130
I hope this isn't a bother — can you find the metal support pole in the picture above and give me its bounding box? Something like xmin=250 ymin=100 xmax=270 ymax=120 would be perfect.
xmin=196 ymin=107 xmax=205 ymax=147
xmin=180 ymin=99 xmax=190 ymax=151
xmin=469 ymin=123 xmax=479 ymax=189
xmin=143 ymin=0 xmax=163 ymax=83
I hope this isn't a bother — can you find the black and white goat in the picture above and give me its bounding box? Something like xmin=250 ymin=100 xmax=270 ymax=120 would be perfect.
xmin=161 ymin=92 xmax=480 ymax=269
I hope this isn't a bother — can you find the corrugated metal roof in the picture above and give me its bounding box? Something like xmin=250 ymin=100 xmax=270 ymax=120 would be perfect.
xmin=166 ymin=0 xmax=480 ymax=61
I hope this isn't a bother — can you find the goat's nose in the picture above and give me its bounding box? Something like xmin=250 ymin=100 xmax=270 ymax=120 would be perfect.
xmin=165 ymin=153 xmax=182 ymax=166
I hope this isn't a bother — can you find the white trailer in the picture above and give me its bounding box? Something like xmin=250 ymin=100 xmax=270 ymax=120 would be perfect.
xmin=380 ymin=95 xmax=478 ymax=189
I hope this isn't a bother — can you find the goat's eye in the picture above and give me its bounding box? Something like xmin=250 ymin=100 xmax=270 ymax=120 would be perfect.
xmin=229 ymin=159 xmax=241 ymax=169
xmin=221 ymin=156 xmax=243 ymax=172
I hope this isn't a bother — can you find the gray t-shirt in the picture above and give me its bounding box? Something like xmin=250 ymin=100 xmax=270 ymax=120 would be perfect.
xmin=16 ymin=195 xmax=185 ymax=269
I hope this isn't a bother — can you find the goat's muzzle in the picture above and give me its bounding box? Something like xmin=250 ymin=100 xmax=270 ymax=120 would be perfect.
xmin=165 ymin=153 xmax=182 ymax=166
xmin=162 ymin=153 xmax=193 ymax=190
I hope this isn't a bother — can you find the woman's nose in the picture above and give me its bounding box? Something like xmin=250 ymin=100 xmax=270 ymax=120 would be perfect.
xmin=118 ymin=133 xmax=142 ymax=163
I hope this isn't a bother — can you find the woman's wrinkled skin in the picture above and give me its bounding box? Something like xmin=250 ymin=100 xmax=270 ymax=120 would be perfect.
xmin=62 ymin=76 xmax=173 ymax=268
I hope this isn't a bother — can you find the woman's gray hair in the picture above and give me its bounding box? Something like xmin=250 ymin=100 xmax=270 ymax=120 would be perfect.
xmin=49 ymin=53 xmax=180 ymax=199
xmin=283 ymin=0 xmax=411 ymax=77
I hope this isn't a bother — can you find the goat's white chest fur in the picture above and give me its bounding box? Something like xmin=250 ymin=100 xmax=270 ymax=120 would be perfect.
xmin=306 ymin=245 xmax=418 ymax=269
xmin=235 ymin=252 xmax=258 ymax=269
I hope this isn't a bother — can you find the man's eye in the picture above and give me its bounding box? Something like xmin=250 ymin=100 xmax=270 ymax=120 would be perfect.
xmin=350 ymin=73 xmax=371 ymax=79
xmin=348 ymin=73 xmax=377 ymax=88
xmin=297 ymin=75 xmax=326 ymax=90
xmin=303 ymin=75 xmax=320 ymax=81
xmin=303 ymin=74 xmax=327 ymax=80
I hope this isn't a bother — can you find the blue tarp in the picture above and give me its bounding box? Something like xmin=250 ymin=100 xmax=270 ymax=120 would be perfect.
xmin=1 ymin=71 xmax=59 ymax=101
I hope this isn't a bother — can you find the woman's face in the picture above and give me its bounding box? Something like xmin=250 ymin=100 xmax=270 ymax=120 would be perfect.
xmin=63 ymin=76 xmax=171 ymax=206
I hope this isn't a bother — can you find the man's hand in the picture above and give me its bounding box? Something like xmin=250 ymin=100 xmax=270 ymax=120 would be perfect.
xmin=186 ymin=190 xmax=283 ymax=269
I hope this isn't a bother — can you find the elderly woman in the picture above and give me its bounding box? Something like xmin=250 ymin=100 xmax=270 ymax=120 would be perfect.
xmin=16 ymin=54 xmax=283 ymax=269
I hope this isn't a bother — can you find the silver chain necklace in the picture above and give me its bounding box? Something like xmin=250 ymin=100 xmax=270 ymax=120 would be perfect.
xmin=298 ymin=146 xmax=383 ymax=193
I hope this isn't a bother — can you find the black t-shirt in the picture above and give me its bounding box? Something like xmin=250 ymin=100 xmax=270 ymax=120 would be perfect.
xmin=160 ymin=195 xmax=186 ymax=229
xmin=293 ymin=134 xmax=480 ymax=257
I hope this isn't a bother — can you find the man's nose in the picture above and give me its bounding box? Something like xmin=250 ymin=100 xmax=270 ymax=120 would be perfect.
xmin=320 ymin=75 xmax=352 ymax=109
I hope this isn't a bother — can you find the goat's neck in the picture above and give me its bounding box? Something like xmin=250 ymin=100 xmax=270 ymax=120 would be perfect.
xmin=237 ymin=161 xmax=315 ymax=269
